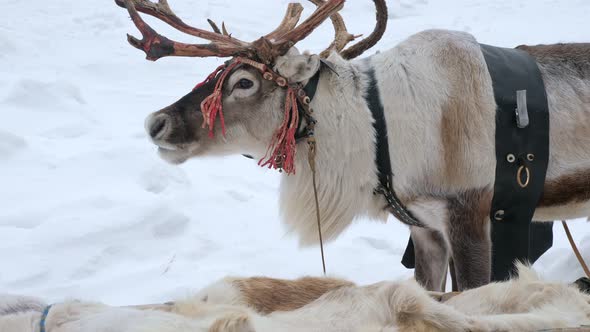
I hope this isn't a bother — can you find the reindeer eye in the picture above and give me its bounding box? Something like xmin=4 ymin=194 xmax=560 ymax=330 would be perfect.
xmin=235 ymin=78 xmax=254 ymax=89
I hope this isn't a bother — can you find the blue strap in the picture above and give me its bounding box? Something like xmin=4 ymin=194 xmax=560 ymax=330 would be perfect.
xmin=39 ymin=305 xmax=53 ymax=332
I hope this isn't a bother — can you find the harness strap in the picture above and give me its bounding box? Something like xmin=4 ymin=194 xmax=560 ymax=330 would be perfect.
xmin=365 ymin=67 xmax=425 ymax=228
xmin=39 ymin=304 xmax=52 ymax=332
xmin=303 ymin=64 xmax=322 ymax=99
xmin=295 ymin=63 xmax=323 ymax=141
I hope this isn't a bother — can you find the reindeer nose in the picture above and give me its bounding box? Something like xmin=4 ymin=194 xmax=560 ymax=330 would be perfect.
xmin=146 ymin=114 xmax=171 ymax=140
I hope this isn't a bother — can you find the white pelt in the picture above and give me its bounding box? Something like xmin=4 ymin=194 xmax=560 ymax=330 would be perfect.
xmin=1 ymin=265 xmax=589 ymax=332
xmin=446 ymin=263 xmax=590 ymax=331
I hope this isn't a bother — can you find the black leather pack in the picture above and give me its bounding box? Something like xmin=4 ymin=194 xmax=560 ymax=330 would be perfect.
xmin=480 ymin=44 xmax=550 ymax=281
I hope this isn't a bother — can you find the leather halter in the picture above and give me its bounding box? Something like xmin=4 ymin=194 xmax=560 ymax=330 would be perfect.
xmin=364 ymin=67 xmax=425 ymax=228
xmin=294 ymin=68 xmax=321 ymax=141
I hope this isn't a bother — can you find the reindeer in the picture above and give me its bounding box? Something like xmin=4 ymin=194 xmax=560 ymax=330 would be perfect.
xmin=116 ymin=0 xmax=590 ymax=291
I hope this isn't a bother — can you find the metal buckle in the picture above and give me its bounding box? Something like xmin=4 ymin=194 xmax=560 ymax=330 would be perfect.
xmin=515 ymin=90 xmax=529 ymax=129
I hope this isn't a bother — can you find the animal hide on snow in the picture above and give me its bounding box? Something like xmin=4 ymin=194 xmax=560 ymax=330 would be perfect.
xmin=1 ymin=265 xmax=589 ymax=332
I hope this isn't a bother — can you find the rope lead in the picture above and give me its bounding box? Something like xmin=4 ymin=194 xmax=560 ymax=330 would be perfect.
xmin=308 ymin=137 xmax=326 ymax=275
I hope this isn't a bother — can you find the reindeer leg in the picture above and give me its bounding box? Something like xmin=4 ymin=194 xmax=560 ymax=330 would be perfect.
xmin=411 ymin=227 xmax=449 ymax=292
xmin=447 ymin=189 xmax=493 ymax=290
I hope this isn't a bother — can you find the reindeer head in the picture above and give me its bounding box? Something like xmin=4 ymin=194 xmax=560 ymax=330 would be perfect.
xmin=117 ymin=0 xmax=387 ymax=171
xmin=144 ymin=49 xmax=323 ymax=167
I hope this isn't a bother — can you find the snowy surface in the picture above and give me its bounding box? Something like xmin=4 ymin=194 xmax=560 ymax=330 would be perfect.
xmin=1 ymin=0 xmax=589 ymax=306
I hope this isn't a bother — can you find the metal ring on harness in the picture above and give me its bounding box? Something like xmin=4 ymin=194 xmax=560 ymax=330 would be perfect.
xmin=517 ymin=165 xmax=530 ymax=188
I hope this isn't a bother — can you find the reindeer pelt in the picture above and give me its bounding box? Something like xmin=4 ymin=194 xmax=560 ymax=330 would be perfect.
xmin=2 ymin=265 xmax=590 ymax=332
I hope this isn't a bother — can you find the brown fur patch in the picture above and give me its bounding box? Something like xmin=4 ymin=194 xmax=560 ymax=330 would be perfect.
xmin=440 ymin=97 xmax=467 ymax=184
xmin=234 ymin=276 xmax=354 ymax=314
xmin=517 ymin=43 xmax=590 ymax=79
xmin=539 ymin=169 xmax=590 ymax=207
xmin=438 ymin=42 xmax=495 ymax=188
xmin=447 ymin=188 xmax=494 ymax=290
xmin=448 ymin=189 xmax=493 ymax=239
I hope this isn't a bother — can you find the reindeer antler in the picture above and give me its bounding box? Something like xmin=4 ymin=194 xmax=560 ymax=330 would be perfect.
xmin=308 ymin=0 xmax=387 ymax=59
xmin=115 ymin=0 xmax=344 ymax=64
xmin=115 ymin=0 xmax=253 ymax=60
xmin=340 ymin=0 xmax=388 ymax=59
xmin=265 ymin=3 xmax=305 ymax=41
xmin=307 ymin=0 xmax=360 ymax=58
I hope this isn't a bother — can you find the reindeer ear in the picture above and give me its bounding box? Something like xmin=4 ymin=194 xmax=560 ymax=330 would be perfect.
xmin=274 ymin=50 xmax=321 ymax=84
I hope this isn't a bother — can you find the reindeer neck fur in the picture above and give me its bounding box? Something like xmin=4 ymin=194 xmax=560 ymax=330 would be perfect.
xmin=279 ymin=54 xmax=387 ymax=246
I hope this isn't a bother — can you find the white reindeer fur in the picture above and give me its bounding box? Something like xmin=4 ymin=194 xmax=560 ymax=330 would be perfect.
xmin=2 ymin=265 xmax=590 ymax=332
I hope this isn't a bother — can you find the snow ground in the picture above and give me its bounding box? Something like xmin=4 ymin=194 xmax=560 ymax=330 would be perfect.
xmin=0 ymin=0 xmax=589 ymax=306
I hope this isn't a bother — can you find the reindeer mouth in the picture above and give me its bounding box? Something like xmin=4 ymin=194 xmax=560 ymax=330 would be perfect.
xmin=150 ymin=139 xmax=191 ymax=164
xmin=157 ymin=146 xmax=190 ymax=164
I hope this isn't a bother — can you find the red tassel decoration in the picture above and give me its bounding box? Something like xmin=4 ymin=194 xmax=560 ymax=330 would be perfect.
xmin=193 ymin=63 xmax=226 ymax=90
xmin=258 ymin=87 xmax=300 ymax=174
xmin=194 ymin=60 xmax=242 ymax=138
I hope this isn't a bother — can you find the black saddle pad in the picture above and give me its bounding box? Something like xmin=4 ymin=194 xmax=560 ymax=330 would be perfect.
xmin=481 ymin=44 xmax=550 ymax=281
